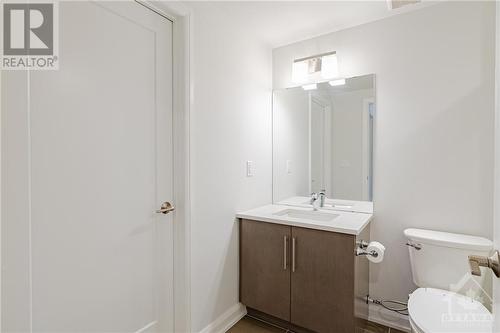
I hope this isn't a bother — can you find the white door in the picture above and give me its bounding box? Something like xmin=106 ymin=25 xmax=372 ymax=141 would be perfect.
xmin=1 ymin=2 xmax=174 ymax=332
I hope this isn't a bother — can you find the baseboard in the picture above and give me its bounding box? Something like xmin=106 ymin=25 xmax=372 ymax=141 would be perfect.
xmin=198 ymin=302 xmax=409 ymax=333
xmin=368 ymin=303 xmax=411 ymax=332
xmin=199 ymin=303 xmax=247 ymax=333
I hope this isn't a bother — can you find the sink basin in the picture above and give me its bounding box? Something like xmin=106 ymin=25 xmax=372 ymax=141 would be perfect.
xmin=273 ymin=209 xmax=339 ymax=222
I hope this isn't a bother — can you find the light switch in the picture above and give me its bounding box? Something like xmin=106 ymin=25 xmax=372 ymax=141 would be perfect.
xmin=286 ymin=160 xmax=292 ymax=174
xmin=246 ymin=161 xmax=254 ymax=177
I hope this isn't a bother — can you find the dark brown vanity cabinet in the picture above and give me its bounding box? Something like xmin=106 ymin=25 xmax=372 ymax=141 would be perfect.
xmin=240 ymin=219 xmax=291 ymax=321
xmin=240 ymin=219 xmax=369 ymax=333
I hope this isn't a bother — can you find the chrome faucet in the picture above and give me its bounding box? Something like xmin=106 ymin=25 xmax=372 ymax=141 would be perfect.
xmin=318 ymin=189 xmax=326 ymax=208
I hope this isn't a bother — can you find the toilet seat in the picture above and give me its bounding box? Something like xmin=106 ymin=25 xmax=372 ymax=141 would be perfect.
xmin=408 ymin=288 xmax=492 ymax=333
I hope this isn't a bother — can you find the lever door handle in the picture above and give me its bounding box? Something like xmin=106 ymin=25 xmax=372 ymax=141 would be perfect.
xmin=468 ymin=250 xmax=500 ymax=277
xmin=156 ymin=202 xmax=175 ymax=214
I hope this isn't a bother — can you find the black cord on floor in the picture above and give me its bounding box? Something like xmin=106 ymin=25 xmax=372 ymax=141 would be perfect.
xmin=367 ymin=296 xmax=409 ymax=315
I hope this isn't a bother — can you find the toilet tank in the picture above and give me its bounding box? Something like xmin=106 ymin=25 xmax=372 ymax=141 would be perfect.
xmin=404 ymin=228 xmax=493 ymax=307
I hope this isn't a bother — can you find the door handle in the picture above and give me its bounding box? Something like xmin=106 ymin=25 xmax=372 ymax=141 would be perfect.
xmin=283 ymin=236 xmax=288 ymax=270
xmin=156 ymin=201 xmax=175 ymax=214
xmin=292 ymin=237 xmax=296 ymax=273
xmin=469 ymin=250 xmax=500 ymax=277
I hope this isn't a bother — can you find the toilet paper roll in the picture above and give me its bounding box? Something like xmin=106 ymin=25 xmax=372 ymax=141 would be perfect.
xmin=366 ymin=241 xmax=385 ymax=264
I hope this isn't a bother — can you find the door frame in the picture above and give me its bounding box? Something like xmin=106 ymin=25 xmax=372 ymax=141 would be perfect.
xmin=0 ymin=1 xmax=193 ymax=332
xmin=137 ymin=2 xmax=192 ymax=332
xmin=494 ymin=2 xmax=500 ymax=331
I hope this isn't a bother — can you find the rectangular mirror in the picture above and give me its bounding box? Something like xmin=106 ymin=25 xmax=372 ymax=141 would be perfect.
xmin=272 ymin=74 xmax=375 ymax=213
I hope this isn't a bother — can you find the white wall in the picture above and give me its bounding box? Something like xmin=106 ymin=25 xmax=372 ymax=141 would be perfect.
xmin=274 ymin=1 xmax=495 ymax=327
xmin=186 ymin=3 xmax=273 ymax=332
xmin=331 ymin=89 xmax=374 ymax=200
xmin=310 ymin=97 xmax=327 ymax=194
xmin=273 ymin=89 xmax=310 ymax=202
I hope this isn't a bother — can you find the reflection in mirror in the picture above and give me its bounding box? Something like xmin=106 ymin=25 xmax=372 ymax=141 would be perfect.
xmin=273 ymin=74 xmax=375 ymax=212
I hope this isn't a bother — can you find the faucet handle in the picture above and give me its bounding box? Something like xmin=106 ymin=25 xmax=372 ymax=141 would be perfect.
xmin=468 ymin=250 xmax=500 ymax=278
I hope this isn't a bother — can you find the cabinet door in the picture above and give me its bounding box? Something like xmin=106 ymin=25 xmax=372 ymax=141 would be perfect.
xmin=290 ymin=227 xmax=356 ymax=333
xmin=240 ymin=219 xmax=291 ymax=321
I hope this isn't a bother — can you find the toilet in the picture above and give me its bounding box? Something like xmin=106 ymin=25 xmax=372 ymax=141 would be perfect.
xmin=404 ymin=228 xmax=493 ymax=333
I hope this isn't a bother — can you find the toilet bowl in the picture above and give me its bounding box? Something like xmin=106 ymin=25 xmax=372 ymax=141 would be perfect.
xmin=408 ymin=288 xmax=492 ymax=333
xmin=404 ymin=229 xmax=494 ymax=333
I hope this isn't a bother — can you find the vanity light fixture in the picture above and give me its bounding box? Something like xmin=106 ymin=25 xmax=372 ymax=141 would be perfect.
xmin=302 ymin=83 xmax=317 ymax=91
xmin=292 ymin=51 xmax=339 ymax=84
xmin=328 ymin=78 xmax=346 ymax=86
xmin=292 ymin=61 xmax=309 ymax=84
xmin=320 ymin=53 xmax=339 ymax=79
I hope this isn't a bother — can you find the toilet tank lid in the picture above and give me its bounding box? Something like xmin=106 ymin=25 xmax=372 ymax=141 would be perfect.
xmin=404 ymin=228 xmax=492 ymax=251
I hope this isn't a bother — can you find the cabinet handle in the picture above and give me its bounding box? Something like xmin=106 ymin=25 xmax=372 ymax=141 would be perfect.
xmin=283 ymin=236 xmax=287 ymax=270
xmin=292 ymin=237 xmax=296 ymax=272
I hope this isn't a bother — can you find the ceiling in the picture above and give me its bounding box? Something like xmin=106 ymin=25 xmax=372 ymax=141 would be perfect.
xmin=186 ymin=1 xmax=437 ymax=48
xmin=258 ymin=1 xmax=436 ymax=48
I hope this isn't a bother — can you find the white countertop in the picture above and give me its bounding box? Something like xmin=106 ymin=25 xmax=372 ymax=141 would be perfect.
xmin=277 ymin=196 xmax=373 ymax=214
xmin=236 ymin=204 xmax=372 ymax=235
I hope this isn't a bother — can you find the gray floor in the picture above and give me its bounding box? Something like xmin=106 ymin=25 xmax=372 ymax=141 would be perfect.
xmin=228 ymin=316 xmax=407 ymax=333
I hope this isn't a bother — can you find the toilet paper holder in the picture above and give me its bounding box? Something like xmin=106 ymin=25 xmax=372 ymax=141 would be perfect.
xmin=356 ymin=248 xmax=379 ymax=258
xmin=355 ymin=240 xmax=379 ymax=258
